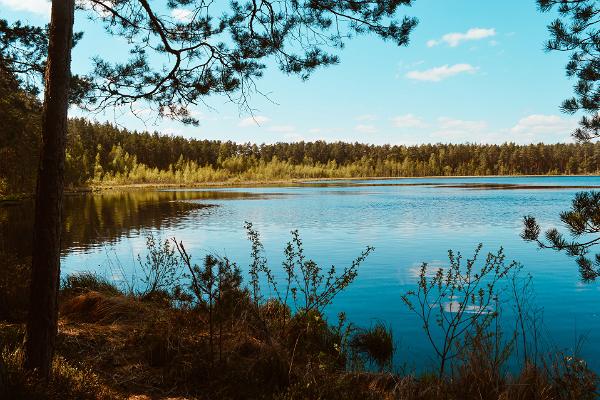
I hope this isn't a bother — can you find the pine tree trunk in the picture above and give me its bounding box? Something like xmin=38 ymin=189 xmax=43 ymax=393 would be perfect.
xmin=24 ymin=0 xmax=74 ymax=378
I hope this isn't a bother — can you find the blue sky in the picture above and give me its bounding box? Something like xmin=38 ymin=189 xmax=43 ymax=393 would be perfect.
xmin=1 ymin=0 xmax=579 ymax=145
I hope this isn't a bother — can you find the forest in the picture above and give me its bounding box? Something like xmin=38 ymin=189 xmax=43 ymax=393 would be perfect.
xmin=1 ymin=67 xmax=597 ymax=196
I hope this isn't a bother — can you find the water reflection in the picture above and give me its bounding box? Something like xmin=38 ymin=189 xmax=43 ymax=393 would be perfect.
xmin=0 ymin=190 xmax=277 ymax=257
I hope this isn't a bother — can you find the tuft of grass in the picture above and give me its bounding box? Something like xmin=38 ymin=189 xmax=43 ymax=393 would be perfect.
xmin=60 ymin=272 xmax=121 ymax=298
xmin=350 ymin=322 xmax=395 ymax=372
xmin=60 ymin=291 xmax=145 ymax=324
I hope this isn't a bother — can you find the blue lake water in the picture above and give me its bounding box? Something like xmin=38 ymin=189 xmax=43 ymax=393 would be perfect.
xmin=28 ymin=176 xmax=600 ymax=371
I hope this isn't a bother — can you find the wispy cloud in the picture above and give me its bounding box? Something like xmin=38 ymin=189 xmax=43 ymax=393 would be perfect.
xmin=406 ymin=64 xmax=477 ymax=82
xmin=356 ymin=114 xmax=378 ymax=122
xmin=437 ymin=117 xmax=487 ymax=134
xmin=0 ymin=0 xmax=50 ymax=15
xmin=391 ymin=114 xmax=427 ymax=128
xmin=427 ymin=28 xmax=496 ymax=47
xmin=238 ymin=115 xmax=270 ymax=127
xmin=354 ymin=124 xmax=378 ymax=134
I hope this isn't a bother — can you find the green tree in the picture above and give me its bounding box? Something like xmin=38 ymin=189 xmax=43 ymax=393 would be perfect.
xmin=0 ymin=68 xmax=41 ymax=195
xmin=538 ymin=0 xmax=600 ymax=141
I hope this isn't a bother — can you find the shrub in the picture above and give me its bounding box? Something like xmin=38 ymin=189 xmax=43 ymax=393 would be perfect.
xmin=244 ymin=221 xmax=374 ymax=315
xmin=401 ymin=245 xmax=519 ymax=377
xmin=173 ymin=242 xmax=247 ymax=364
xmin=137 ymin=233 xmax=180 ymax=299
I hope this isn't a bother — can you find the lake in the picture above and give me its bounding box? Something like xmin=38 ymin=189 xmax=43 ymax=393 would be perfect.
xmin=2 ymin=176 xmax=600 ymax=372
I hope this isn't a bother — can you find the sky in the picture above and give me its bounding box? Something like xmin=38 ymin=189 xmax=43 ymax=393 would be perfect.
xmin=1 ymin=0 xmax=580 ymax=145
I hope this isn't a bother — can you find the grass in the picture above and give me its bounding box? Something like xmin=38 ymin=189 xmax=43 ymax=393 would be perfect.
xmin=60 ymin=272 xmax=121 ymax=298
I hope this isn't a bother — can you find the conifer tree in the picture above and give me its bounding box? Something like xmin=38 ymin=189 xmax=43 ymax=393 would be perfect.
xmin=523 ymin=191 xmax=600 ymax=281
xmin=538 ymin=0 xmax=600 ymax=141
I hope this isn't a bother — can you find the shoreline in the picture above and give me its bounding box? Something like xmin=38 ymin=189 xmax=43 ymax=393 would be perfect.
xmin=79 ymin=173 xmax=600 ymax=190
xmin=2 ymin=174 xmax=600 ymax=205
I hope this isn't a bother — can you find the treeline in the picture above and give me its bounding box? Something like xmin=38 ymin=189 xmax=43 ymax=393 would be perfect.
xmin=71 ymin=122 xmax=600 ymax=185
xmin=3 ymin=70 xmax=600 ymax=194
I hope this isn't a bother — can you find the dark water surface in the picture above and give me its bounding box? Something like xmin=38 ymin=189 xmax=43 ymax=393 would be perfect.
xmin=2 ymin=176 xmax=599 ymax=371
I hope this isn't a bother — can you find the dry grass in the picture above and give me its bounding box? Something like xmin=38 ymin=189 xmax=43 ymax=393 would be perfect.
xmin=60 ymin=291 xmax=147 ymax=324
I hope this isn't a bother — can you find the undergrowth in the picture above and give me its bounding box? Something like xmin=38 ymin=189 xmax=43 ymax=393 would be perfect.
xmin=0 ymin=226 xmax=597 ymax=399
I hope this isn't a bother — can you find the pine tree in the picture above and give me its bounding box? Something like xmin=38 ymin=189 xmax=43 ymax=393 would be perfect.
xmin=538 ymin=0 xmax=600 ymax=140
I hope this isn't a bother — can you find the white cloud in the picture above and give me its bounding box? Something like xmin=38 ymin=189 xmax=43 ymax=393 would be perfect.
xmin=391 ymin=114 xmax=427 ymax=128
xmin=406 ymin=64 xmax=477 ymax=82
xmin=171 ymin=8 xmax=193 ymax=22
xmin=356 ymin=114 xmax=378 ymax=121
xmin=0 ymin=0 xmax=50 ymax=15
xmin=428 ymin=28 xmax=496 ymax=47
xmin=354 ymin=124 xmax=378 ymax=134
xmin=78 ymin=0 xmax=113 ymax=17
xmin=510 ymin=114 xmax=576 ymax=137
xmin=437 ymin=117 xmax=487 ymax=133
xmin=238 ymin=115 xmax=270 ymax=127
xmin=267 ymin=125 xmax=296 ymax=133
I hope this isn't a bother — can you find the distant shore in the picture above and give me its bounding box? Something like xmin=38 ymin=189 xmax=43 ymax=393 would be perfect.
xmin=2 ymin=174 xmax=600 ymax=206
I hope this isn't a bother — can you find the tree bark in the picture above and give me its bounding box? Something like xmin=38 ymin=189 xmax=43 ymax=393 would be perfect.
xmin=24 ymin=0 xmax=74 ymax=378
